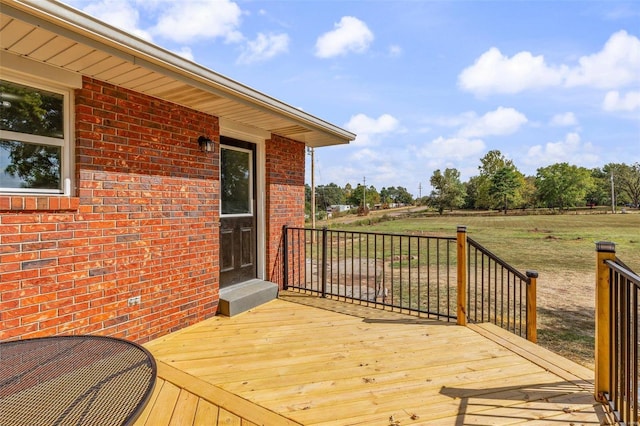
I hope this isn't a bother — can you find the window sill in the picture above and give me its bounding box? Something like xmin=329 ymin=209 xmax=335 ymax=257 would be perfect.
xmin=0 ymin=195 xmax=80 ymax=212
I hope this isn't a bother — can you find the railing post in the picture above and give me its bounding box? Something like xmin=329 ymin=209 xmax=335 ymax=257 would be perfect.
xmin=282 ymin=225 xmax=289 ymax=290
xmin=526 ymin=270 xmax=538 ymax=343
xmin=321 ymin=227 xmax=328 ymax=298
xmin=457 ymin=226 xmax=467 ymax=326
xmin=595 ymin=241 xmax=616 ymax=400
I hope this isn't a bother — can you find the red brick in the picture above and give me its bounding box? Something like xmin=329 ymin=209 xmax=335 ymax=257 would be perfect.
xmin=0 ymin=323 xmax=38 ymax=340
xmin=0 ymin=76 xmax=302 ymax=345
xmin=22 ymin=328 xmax=58 ymax=339
xmin=22 ymin=308 xmax=58 ymax=324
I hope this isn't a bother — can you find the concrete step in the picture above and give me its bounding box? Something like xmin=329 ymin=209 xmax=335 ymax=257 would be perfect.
xmin=217 ymin=279 xmax=279 ymax=317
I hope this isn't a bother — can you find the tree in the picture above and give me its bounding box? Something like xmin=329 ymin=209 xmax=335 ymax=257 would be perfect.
xmin=519 ymin=176 xmax=538 ymax=210
xmin=489 ymin=166 xmax=520 ymax=213
xmin=603 ymin=163 xmax=631 ymax=207
xmin=395 ymin=186 xmax=414 ymax=205
xmin=315 ymin=183 xmax=346 ymax=209
xmin=586 ymin=167 xmax=610 ymax=206
xmin=380 ymin=186 xmax=414 ymax=205
xmin=614 ymin=162 xmax=640 ymax=207
xmin=535 ymin=163 xmax=594 ymax=210
xmin=463 ymin=176 xmax=481 ymax=209
xmin=347 ymin=184 xmax=380 ymax=209
xmin=429 ymin=168 xmax=465 ymax=214
xmin=343 ymin=183 xmax=353 ymax=200
xmin=474 ymin=150 xmax=519 ymax=209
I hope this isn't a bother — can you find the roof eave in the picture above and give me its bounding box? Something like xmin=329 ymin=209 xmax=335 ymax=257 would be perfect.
xmin=1 ymin=0 xmax=355 ymax=146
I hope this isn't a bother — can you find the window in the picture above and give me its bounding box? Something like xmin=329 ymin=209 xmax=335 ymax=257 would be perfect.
xmin=0 ymin=79 xmax=70 ymax=194
xmin=221 ymin=146 xmax=253 ymax=215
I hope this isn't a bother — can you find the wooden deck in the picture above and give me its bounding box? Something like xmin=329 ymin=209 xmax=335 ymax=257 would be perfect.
xmin=135 ymin=292 xmax=612 ymax=425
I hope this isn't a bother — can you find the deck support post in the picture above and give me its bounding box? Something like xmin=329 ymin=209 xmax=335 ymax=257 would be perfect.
xmin=282 ymin=225 xmax=288 ymax=290
xmin=525 ymin=270 xmax=538 ymax=343
xmin=321 ymin=227 xmax=328 ymax=298
xmin=595 ymin=241 xmax=615 ymax=400
xmin=457 ymin=226 xmax=467 ymax=326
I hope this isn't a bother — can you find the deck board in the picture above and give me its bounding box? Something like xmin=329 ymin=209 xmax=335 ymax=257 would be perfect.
xmin=193 ymin=399 xmax=219 ymax=425
xmin=140 ymin=293 xmax=611 ymax=425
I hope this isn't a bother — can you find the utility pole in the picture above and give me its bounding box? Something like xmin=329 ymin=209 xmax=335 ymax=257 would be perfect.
xmin=610 ymin=170 xmax=615 ymax=214
xmin=363 ymin=176 xmax=366 ymax=213
xmin=309 ymin=147 xmax=316 ymax=228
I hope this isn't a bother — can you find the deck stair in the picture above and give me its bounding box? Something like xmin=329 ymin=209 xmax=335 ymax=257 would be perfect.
xmin=217 ymin=279 xmax=278 ymax=316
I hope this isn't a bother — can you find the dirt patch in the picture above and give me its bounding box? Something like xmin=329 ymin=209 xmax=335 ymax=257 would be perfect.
xmin=536 ymin=270 xmax=595 ymax=368
xmin=528 ymin=228 xmax=553 ymax=233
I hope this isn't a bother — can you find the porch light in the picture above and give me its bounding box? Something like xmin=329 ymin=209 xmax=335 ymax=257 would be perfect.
xmin=198 ymin=135 xmax=213 ymax=152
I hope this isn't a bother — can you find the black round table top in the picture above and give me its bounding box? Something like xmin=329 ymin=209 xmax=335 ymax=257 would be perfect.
xmin=0 ymin=335 xmax=156 ymax=426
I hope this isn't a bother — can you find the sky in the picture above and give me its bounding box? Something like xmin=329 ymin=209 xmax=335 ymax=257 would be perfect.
xmin=63 ymin=0 xmax=640 ymax=197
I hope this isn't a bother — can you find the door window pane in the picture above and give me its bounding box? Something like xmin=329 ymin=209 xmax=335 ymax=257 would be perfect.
xmin=221 ymin=147 xmax=251 ymax=215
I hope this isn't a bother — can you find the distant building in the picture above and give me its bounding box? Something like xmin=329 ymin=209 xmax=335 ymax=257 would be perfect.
xmin=330 ymin=204 xmax=352 ymax=213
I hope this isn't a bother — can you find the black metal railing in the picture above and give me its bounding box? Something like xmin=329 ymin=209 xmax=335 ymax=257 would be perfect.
xmin=467 ymin=237 xmax=534 ymax=338
xmin=282 ymin=226 xmax=534 ymax=339
xmin=604 ymin=257 xmax=639 ymax=425
xmin=284 ymin=226 xmax=458 ymax=321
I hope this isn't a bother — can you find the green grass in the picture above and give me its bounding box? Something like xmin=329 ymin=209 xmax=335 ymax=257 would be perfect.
xmin=324 ymin=210 xmax=640 ymax=367
xmin=331 ymin=212 xmax=640 ymax=273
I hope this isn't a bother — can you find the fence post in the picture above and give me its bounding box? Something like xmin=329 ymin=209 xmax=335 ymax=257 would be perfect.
xmin=282 ymin=225 xmax=289 ymax=290
xmin=457 ymin=226 xmax=467 ymax=326
xmin=321 ymin=227 xmax=328 ymax=298
xmin=526 ymin=270 xmax=538 ymax=343
xmin=595 ymin=241 xmax=615 ymax=400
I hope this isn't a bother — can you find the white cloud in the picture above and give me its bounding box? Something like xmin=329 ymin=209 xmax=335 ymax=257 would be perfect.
xmin=388 ymin=45 xmax=403 ymax=57
xmin=74 ymin=0 xmax=244 ymax=44
xmin=459 ymin=30 xmax=640 ymax=96
xmin=427 ymin=112 xmax=477 ymax=128
xmin=315 ymin=16 xmax=374 ymax=58
xmin=316 ymin=147 xmax=413 ymax=192
xmin=350 ymin=148 xmax=377 ymax=161
xmin=417 ymin=137 xmax=486 ymax=161
xmin=150 ymin=0 xmax=243 ymax=43
xmin=550 ymin=112 xmax=578 ymax=127
xmin=458 ymin=47 xmax=565 ymax=95
xmin=81 ymin=0 xmax=152 ymax=41
xmin=565 ymin=30 xmax=640 ymax=89
xmin=605 ymin=5 xmax=640 ymax=20
xmin=237 ymin=33 xmax=289 ymax=64
xmin=174 ymin=46 xmax=195 ymax=61
xmin=457 ymin=107 xmax=528 ymax=138
xmin=344 ymin=113 xmax=400 ymax=146
xmin=603 ymin=90 xmax=640 ymax=112
xmin=525 ymin=132 xmax=599 ymax=167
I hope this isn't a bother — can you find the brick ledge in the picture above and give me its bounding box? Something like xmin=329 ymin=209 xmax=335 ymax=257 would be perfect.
xmin=0 ymin=195 xmax=80 ymax=212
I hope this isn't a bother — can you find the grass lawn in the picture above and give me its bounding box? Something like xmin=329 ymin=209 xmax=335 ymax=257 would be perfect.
xmin=322 ymin=210 xmax=640 ymax=368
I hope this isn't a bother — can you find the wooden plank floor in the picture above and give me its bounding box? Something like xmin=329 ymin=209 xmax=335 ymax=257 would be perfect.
xmin=141 ymin=292 xmax=612 ymax=425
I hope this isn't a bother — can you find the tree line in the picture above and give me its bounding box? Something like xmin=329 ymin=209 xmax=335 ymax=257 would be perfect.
xmin=306 ymin=150 xmax=640 ymax=216
xmin=305 ymin=182 xmax=414 ymax=215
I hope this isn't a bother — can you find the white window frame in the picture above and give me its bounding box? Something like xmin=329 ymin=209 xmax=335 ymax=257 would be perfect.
xmin=1 ymin=61 xmax=75 ymax=196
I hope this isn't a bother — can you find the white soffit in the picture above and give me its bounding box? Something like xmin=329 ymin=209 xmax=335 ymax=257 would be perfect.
xmin=0 ymin=0 xmax=355 ymax=148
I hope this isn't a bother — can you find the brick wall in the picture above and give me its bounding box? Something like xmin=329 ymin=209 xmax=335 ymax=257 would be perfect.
xmin=264 ymin=134 xmax=306 ymax=285
xmin=0 ymin=77 xmax=220 ymax=343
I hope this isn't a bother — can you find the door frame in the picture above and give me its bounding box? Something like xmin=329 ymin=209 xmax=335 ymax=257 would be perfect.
xmin=219 ymin=140 xmax=256 ymax=287
xmin=220 ymin=118 xmax=268 ymax=282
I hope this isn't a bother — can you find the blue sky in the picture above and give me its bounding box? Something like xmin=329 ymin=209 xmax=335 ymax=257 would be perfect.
xmin=64 ymin=0 xmax=640 ymax=197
